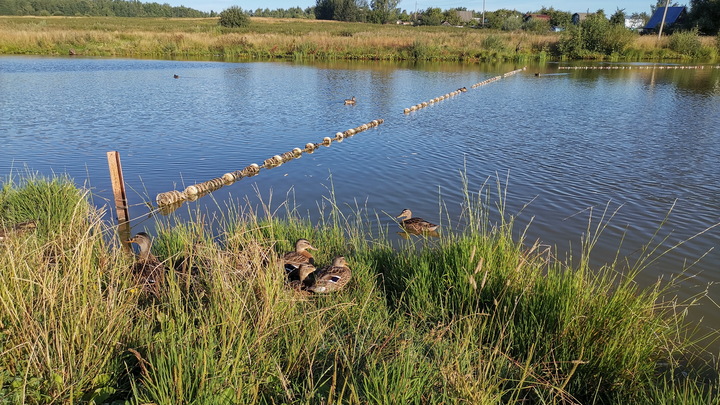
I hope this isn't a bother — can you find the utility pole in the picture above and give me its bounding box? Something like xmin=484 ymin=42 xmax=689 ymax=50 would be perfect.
xmin=657 ymin=0 xmax=670 ymax=39
xmin=482 ymin=0 xmax=485 ymax=27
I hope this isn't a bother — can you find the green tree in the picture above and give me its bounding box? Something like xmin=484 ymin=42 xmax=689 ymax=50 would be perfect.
xmin=419 ymin=7 xmax=442 ymax=25
xmin=539 ymin=7 xmax=572 ymax=28
xmin=218 ymin=6 xmax=249 ymax=28
xmin=485 ymin=9 xmax=521 ymax=30
xmin=368 ymin=0 xmax=399 ymax=24
xmin=315 ymin=0 xmax=365 ymax=22
xmin=443 ymin=9 xmax=463 ymax=26
xmin=689 ymin=0 xmax=720 ymax=35
xmin=523 ymin=17 xmax=551 ymax=32
xmin=609 ymin=8 xmax=625 ymax=25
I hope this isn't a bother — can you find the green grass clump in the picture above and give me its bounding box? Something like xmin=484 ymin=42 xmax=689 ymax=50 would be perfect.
xmin=0 ymin=173 xmax=717 ymax=403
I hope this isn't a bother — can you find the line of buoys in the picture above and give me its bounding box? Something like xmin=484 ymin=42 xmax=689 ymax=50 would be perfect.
xmin=503 ymin=66 xmax=527 ymax=77
xmin=470 ymin=75 xmax=502 ymax=89
xmin=155 ymin=119 xmax=385 ymax=208
xmin=559 ymin=65 xmax=718 ymax=70
xmin=403 ymin=87 xmax=467 ymax=114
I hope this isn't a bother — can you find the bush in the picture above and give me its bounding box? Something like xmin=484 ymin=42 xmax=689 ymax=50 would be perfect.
xmin=482 ymin=34 xmax=507 ymax=52
xmin=669 ymin=29 xmax=702 ymax=57
xmin=218 ymin=6 xmax=249 ymax=28
xmin=557 ymin=15 xmax=635 ymax=58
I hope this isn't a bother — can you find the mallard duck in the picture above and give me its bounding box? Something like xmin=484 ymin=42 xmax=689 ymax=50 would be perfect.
xmin=127 ymin=232 xmax=165 ymax=298
xmin=0 ymin=220 xmax=37 ymax=242
xmin=396 ymin=209 xmax=439 ymax=234
xmin=307 ymin=256 xmax=351 ymax=293
xmin=287 ymin=263 xmax=316 ymax=292
xmin=283 ymin=238 xmax=317 ymax=272
xmin=344 ymin=96 xmax=356 ymax=105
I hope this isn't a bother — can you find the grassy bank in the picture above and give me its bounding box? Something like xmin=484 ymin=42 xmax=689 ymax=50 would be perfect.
xmin=0 ymin=173 xmax=717 ymax=404
xmin=0 ymin=16 xmax=717 ymax=62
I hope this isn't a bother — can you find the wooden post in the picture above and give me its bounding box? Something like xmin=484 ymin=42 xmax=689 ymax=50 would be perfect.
xmin=107 ymin=151 xmax=131 ymax=249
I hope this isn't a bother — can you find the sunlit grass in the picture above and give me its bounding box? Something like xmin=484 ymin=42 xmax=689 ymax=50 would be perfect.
xmin=3 ymin=15 xmax=715 ymax=61
xmin=0 ymin=172 xmax=718 ymax=403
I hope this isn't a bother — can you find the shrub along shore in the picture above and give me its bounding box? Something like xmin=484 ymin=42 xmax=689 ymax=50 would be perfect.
xmin=0 ymin=16 xmax=718 ymax=62
xmin=0 ymin=173 xmax=717 ymax=404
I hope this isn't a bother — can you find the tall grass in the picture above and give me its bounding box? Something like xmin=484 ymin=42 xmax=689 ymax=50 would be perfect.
xmin=2 ymin=16 xmax=716 ymax=62
xmin=0 ymin=173 xmax=717 ymax=403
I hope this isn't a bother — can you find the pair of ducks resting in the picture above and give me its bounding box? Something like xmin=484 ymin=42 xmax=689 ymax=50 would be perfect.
xmin=127 ymin=233 xmax=351 ymax=297
xmin=283 ymin=239 xmax=351 ymax=294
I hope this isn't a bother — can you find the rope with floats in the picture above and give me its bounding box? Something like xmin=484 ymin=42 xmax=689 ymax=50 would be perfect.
xmin=155 ymin=119 xmax=385 ymax=209
xmin=559 ymin=65 xmax=719 ymax=70
xmin=403 ymin=67 xmax=527 ymax=114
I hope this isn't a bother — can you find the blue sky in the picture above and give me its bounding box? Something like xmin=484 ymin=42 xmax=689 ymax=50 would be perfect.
xmin=167 ymin=1 xmax=671 ymax=16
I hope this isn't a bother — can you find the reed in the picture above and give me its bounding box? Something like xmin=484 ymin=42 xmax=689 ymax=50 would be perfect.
xmin=0 ymin=173 xmax=717 ymax=403
xmin=2 ymin=16 xmax=715 ymax=61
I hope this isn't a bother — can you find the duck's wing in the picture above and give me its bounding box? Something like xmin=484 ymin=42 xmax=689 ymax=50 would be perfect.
xmin=308 ymin=266 xmax=351 ymax=293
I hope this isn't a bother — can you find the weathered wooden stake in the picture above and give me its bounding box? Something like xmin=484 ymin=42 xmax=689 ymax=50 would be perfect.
xmin=107 ymin=151 xmax=131 ymax=249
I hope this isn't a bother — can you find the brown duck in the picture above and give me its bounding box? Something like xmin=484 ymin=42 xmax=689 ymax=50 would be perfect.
xmin=283 ymin=238 xmax=317 ymax=272
xmin=396 ymin=209 xmax=439 ymax=234
xmin=307 ymin=256 xmax=351 ymax=294
xmin=0 ymin=220 xmax=37 ymax=242
xmin=287 ymin=263 xmax=316 ymax=292
xmin=127 ymin=232 xmax=165 ymax=298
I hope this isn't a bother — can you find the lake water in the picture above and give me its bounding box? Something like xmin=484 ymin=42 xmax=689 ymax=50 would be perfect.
xmin=1 ymin=56 xmax=719 ymax=342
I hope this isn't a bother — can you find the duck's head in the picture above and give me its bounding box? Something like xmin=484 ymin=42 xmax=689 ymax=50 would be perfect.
xmin=128 ymin=232 xmax=153 ymax=256
xmin=295 ymin=238 xmax=317 ymax=253
xmin=396 ymin=209 xmax=412 ymax=220
xmin=298 ymin=263 xmax=316 ymax=281
xmin=331 ymin=256 xmax=347 ymax=267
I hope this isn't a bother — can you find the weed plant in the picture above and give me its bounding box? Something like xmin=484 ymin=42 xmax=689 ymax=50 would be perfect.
xmin=0 ymin=173 xmax=718 ymax=404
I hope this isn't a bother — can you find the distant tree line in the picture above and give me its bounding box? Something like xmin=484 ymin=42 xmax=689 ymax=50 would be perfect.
xmin=309 ymin=0 xmax=719 ymax=35
xmin=0 ymin=0 xmax=211 ymax=17
xmin=249 ymin=7 xmax=314 ymax=19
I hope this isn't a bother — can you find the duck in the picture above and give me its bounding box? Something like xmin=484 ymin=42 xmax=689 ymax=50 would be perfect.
xmin=306 ymin=256 xmax=351 ymax=294
xmin=127 ymin=232 xmax=165 ymax=298
xmin=283 ymin=238 xmax=317 ymax=272
xmin=396 ymin=209 xmax=439 ymax=234
xmin=0 ymin=220 xmax=37 ymax=242
xmin=344 ymin=96 xmax=356 ymax=105
xmin=173 ymin=74 xmax=180 ymax=79
xmin=287 ymin=263 xmax=316 ymax=292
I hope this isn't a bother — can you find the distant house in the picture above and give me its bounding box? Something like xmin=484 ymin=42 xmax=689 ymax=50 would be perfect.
xmin=456 ymin=10 xmax=473 ymax=23
xmin=625 ymin=17 xmax=644 ymax=30
xmin=643 ymin=6 xmax=687 ymax=32
xmin=571 ymin=12 xmax=590 ymax=25
xmin=523 ymin=13 xmax=550 ymax=23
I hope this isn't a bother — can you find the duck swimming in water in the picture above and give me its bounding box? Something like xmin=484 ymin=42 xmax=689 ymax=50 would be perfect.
xmin=344 ymin=96 xmax=356 ymax=105
xmin=396 ymin=209 xmax=439 ymax=234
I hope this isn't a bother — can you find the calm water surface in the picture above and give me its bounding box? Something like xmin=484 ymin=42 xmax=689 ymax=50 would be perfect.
xmin=1 ymin=56 xmax=719 ymax=341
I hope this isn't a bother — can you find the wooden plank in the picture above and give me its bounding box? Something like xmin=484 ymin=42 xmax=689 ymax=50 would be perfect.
xmin=106 ymin=151 xmax=131 ymax=248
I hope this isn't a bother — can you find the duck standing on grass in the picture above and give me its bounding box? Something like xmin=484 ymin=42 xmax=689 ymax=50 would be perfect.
xmin=127 ymin=232 xmax=165 ymax=299
xmin=283 ymin=238 xmax=317 ymax=272
xmin=396 ymin=209 xmax=439 ymax=234
xmin=307 ymin=256 xmax=351 ymax=294
xmin=344 ymin=96 xmax=356 ymax=105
